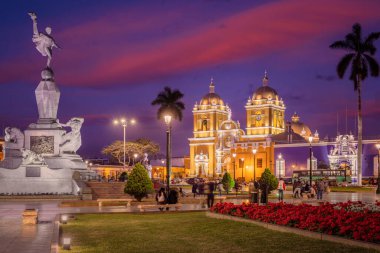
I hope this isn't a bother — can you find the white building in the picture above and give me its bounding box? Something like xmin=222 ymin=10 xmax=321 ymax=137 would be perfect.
xmin=328 ymin=134 xmax=358 ymax=184
xmin=275 ymin=153 xmax=285 ymax=178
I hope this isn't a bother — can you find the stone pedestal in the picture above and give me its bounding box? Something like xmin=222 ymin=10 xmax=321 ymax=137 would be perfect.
xmin=35 ymin=68 xmax=60 ymax=121
xmin=0 ymin=65 xmax=89 ymax=195
xmin=24 ymin=128 xmax=65 ymax=156
xmin=0 ymin=165 xmax=74 ymax=194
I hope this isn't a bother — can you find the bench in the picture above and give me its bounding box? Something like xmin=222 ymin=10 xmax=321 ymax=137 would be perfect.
xmin=23 ymin=209 xmax=38 ymax=224
xmin=300 ymin=199 xmax=325 ymax=206
xmin=199 ymin=196 xmax=226 ymax=207
xmin=97 ymin=198 xmax=133 ymax=207
xmin=137 ymin=203 xmax=182 ymax=212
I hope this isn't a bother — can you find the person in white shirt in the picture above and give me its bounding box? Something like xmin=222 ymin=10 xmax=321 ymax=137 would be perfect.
xmin=277 ymin=178 xmax=286 ymax=201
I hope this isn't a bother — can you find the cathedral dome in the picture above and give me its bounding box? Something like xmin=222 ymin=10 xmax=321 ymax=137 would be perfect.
xmin=200 ymin=79 xmax=225 ymax=106
xmin=251 ymin=71 xmax=280 ymax=101
xmin=290 ymin=112 xmax=311 ymax=137
xmin=253 ymin=86 xmax=278 ymax=100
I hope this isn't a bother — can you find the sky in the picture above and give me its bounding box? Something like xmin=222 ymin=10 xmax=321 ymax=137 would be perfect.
xmin=0 ymin=0 xmax=380 ymax=159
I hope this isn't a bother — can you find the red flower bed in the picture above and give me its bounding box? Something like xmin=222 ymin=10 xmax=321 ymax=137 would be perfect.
xmin=210 ymin=201 xmax=380 ymax=243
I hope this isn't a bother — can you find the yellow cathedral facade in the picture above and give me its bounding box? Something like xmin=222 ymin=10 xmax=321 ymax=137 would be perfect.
xmin=189 ymin=72 xmax=287 ymax=181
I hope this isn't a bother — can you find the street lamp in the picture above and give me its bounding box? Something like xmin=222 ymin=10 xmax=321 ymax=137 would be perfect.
xmin=375 ymin=143 xmax=380 ymax=194
xmin=252 ymin=148 xmax=257 ymax=181
xmin=133 ymin=153 xmax=138 ymax=165
xmin=164 ymin=115 xmax=172 ymax=195
xmin=232 ymin=153 xmax=236 ymax=181
xmin=308 ymin=136 xmax=313 ymax=186
xmin=113 ymin=118 xmax=136 ymax=171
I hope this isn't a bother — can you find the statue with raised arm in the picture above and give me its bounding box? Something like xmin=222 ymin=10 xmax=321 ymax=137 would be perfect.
xmin=28 ymin=12 xmax=59 ymax=67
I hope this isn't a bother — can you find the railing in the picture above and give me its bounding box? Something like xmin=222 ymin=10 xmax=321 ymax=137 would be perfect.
xmin=292 ymin=169 xmax=347 ymax=178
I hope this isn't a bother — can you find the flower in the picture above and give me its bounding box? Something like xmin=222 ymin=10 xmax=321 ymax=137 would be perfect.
xmin=211 ymin=201 xmax=380 ymax=243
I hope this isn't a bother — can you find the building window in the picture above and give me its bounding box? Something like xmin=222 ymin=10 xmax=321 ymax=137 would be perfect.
xmin=257 ymin=158 xmax=263 ymax=168
xmin=202 ymin=120 xmax=208 ymax=131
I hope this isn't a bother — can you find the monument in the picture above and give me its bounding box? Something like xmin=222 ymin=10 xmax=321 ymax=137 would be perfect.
xmin=141 ymin=153 xmax=153 ymax=179
xmin=0 ymin=13 xmax=87 ymax=195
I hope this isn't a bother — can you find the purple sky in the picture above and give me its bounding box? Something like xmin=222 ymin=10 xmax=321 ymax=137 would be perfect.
xmin=0 ymin=0 xmax=380 ymax=159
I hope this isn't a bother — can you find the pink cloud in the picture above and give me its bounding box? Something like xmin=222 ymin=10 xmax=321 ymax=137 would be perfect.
xmin=1 ymin=0 xmax=380 ymax=87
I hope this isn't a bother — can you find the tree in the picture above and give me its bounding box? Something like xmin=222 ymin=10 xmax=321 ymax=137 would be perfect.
xmin=258 ymin=168 xmax=278 ymax=194
xmin=151 ymin=86 xmax=185 ymax=194
xmin=330 ymin=23 xmax=380 ymax=185
xmin=124 ymin=163 xmax=154 ymax=201
xmin=102 ymin=138 xmax=160 ymax=165
xmin=151 ymin=86 xmax=185 ymax=120
xmin=135 ymin=138 xmax=160 ymax=156
xmin=221 ymin=172 xmax=235 ymax=194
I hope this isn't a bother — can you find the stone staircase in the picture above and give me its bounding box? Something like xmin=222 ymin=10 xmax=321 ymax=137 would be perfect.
xmin=86 ymin=182 xmax=128 ymax=200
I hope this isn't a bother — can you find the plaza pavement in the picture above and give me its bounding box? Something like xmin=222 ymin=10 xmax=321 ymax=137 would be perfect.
xmin=0 ymin=192 xmax=378 ymax=253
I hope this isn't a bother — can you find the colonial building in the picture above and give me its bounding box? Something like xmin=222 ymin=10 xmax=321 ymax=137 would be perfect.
xmin=188 ymin=72 xmax=312 ymax=181
xmin=328 ymin=134 xmax=358 ymax=183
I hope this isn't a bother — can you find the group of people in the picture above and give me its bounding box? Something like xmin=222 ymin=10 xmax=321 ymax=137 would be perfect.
xmin=155 ymin=187 xmax=180 ymax=211
xmin=292 ymin=179 xmax=330 ymax=199
xmin=191 ymin=180 xmax=217 ymax=208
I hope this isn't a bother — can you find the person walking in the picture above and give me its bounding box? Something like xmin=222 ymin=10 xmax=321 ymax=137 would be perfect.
xmin=277 ymin=178 xmax=286 ymax=202
xmin=324 ymin=180 xmax=330 ymax=195
xmin=293 ymin=180 xmax=301 ymax=198
xmin=206 ymin=181 xmax=215 ymax=208
xmin=217 ymin=180 xmax=223 ymax=196
xmin=317 ymin=180 xmax=324 ymax=200
xmin=192 ymin=180 xmax=198 ymax=198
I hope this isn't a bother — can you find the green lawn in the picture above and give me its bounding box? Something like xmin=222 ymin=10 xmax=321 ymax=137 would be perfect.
xmin=60 ymin=212 xmax=376 ymax=253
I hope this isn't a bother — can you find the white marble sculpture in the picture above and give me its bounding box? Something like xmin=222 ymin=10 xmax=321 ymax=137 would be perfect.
xmin=4 ymin=127 xmax=24 ymax=149
xmin=21 ymin=148 xmax=44 ymax=165
xmin=141 ymin=153 xmax=153 ymax=179
xmin=59 ymin=118 xmax=84 ymax=153
xmin=0 ymin=13 xmax=88 ymax=196
xmin=28 ymin=12 xmax=59 ymax=67
xmin=28 ymin=12 xmax=61 ymax=122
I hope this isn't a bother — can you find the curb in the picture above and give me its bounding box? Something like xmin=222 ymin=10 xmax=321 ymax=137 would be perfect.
xmin=50 ymin=214 xmax=60 ymax=253
xmin=206 ymin=212 xmax=380 ymax=251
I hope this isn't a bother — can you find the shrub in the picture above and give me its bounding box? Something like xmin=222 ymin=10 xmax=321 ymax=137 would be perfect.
xmin=221 ymin=172 xmax=235 ymax=194
xmin=258 ymin=168 xmax=278 ymax=194
xmin=124 ymin=163 xmax=154 ymax=201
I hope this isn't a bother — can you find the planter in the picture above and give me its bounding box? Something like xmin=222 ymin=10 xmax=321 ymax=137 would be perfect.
xmin=207 ymin=212 xmax=380 ymax=251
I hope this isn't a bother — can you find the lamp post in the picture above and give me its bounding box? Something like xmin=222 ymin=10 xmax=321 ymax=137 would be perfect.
xmin=232 ymin=153 xmax=236 ymax=181
xmin=376 ymin=143 xmax=380 ymax=194
xmin=252 ymin=148 xmax=257 ymax=181
xmin=241 ymin=158 xmax=245 ymax=179
xmin=278 ymin=153 xmax=282 ymax=178
xmin=160 ymin=160 xmax=165 ymax=180
xmin=113 ymin=118 xmax=136 ymax=171
xmin=308 ymin=136 xmax=313 ymax=186
xmin=164 ymin=115 xmax=172 ymax=195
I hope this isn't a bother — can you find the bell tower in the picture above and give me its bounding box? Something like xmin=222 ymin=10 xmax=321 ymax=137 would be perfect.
xmin=189 ymin=78 xmax=229 ymax=177
xmin=245 ymin=71 xmax=286 ymax=136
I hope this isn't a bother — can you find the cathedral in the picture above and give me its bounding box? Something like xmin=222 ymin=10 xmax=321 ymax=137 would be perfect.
xmin=188 ymin=72 xmax=319 ymax=181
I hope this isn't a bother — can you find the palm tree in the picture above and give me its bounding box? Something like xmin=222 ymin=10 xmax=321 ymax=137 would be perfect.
xmin=152 ymin=86 xmax=185 ymax=194
xmin=151 ymin=86 xmax=185 ymax=120
xmin=330 ymin=23 xmax=380 ymax=186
